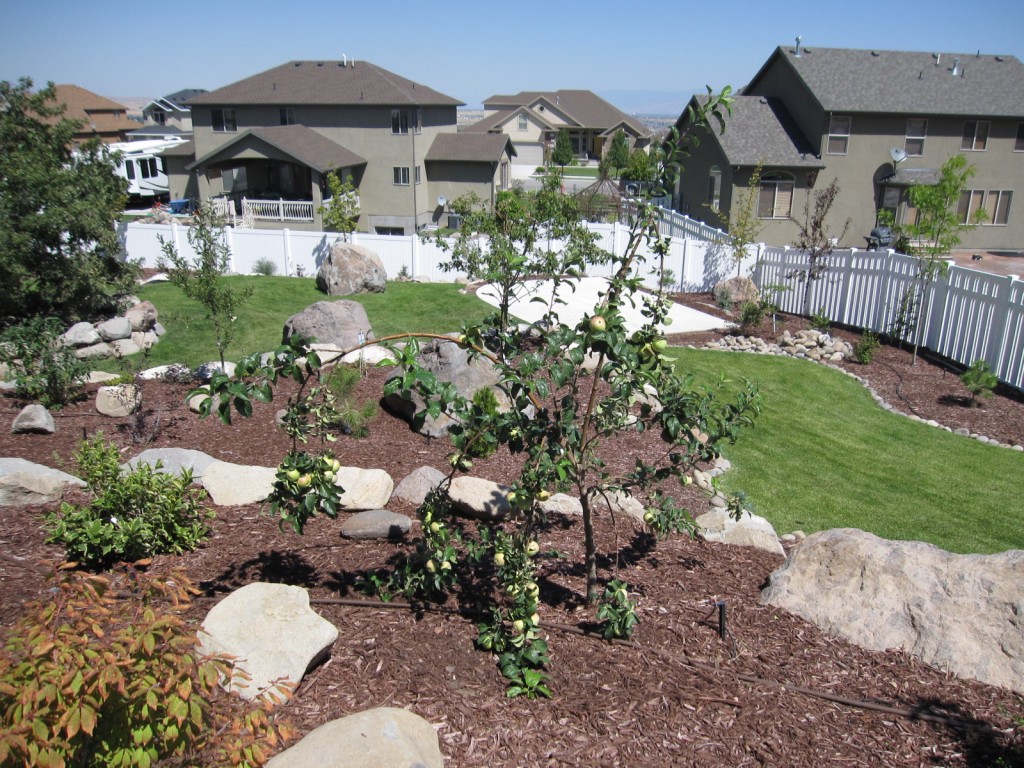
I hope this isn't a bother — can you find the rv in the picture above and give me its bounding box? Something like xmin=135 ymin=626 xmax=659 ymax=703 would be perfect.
xmin=108 ymin=138 xmax=187 ymax=200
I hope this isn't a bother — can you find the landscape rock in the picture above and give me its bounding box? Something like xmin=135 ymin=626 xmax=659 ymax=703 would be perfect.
xmin=334 ymin=467 xmax=394 ymax=511
xmin=340 ymin=344 xmax=398 ymax=366
xmin=197 ymin=583 xmax=339 ymax=701
xmin=12 ymin=404 xmax=55 ymax=435
xmin=713 ymin=275 xmax=759 ymax=306
xmin=195 ymin=361 xmax=236 ymax=382
xmin=538 ymin=493 xmax=583 ymax=516
xmin=588 ymin=489 xmax=646 ymax=523
xmin=265 ymin=707 xmax=443 ymax=768
xmin=124 ymin=300 xmax=158 ymax=331
xmin=201 ymin=461 xmax=276 ymax=506
xmin=696 ymin=509 xmax=785 ymax=556
xmin=86 ymin=371 xmax=123 ymax=384
xmin=74 ymin=342 xmax=114 ymax=360
xmin=110 ymin=338 xmax=141 ymax=357
xmin=124 ymin=448 xmax=217 ymax=481
xmin=95 ymin=383 xmax=141 ymax=417
xmin=0 ymin=458 xmax=84 ymax=506
xmin=340 ymin=509 xmax=412 ymax=540
xmin=283 ymin=300 xmax=374 ymax=349
xmin=61 ymin=322 xmax=100 ymax=347
xmin=448 ymin=476 xmax=514 ymax=520
xmin=96 ymin=316 xmax=132 ymax=342
xmin=392 ymin=466 xmax=446 ymax=506
xmin=761 ymin=528 xmax=1024 ymax=694
xmin=383 ymin=337 xmax=506 ymax=437
xmin=315 ymin=241 xmax=387 ymax=296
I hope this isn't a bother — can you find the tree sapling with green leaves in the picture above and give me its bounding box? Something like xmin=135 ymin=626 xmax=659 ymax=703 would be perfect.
xmin=317 ymin=171 xmax=360 ymax=238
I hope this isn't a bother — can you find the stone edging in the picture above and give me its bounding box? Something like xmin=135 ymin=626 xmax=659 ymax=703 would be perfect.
xmin=691 ymin=334 xmax=1024 ymax=452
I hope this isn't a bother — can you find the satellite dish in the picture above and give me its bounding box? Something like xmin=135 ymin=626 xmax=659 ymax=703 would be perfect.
xmin=889 ymin=147 xmax=908 ymax=164
xmin=437 ymin=195 xmax=447 ymax=208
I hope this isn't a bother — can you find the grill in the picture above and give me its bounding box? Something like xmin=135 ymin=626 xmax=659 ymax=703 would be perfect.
xmin=865 ymin=226 xmax=894 ymax=250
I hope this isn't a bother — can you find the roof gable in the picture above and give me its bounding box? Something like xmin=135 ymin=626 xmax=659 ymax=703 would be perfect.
xmin=483 ymin=89 xmax=650 ymax=136
xmin=748 ymin=45 xmax=1024 ymax=117
xmin=465 ymin=106 xmax=556 ymax=133
xmin=189 ymin=125 xmax=366 ymax=172
xmin=425 ymin=133 xmax=517 ymax=163
xmin=189 ymin=61 xmax=463 ymax=107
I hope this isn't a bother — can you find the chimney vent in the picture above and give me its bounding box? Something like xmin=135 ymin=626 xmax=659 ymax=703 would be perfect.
xmin=794 ymin=35 xmax=803 ymax=57
xmin=952 ymin=57 xmax=961 ymax=76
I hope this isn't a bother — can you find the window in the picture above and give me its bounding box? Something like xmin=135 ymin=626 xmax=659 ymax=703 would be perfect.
xmin=212 ymin=108 xmax=237 ymax=133
xmin=905 ymin=119 xmax=927 ymax=156
xmin=827 ymin=116 xmax=851 ymax=155
xmin=280 ymin=108 xmax=295 ymax=126
xmin=415 ymin=165 xmax=421 ymax=185
xmin=517 ymin=114 xmax=528 ymax=131
xmin=375 ymin=226 xmax=405 ymax=236
xmin=152 ymin=109 xmax=166 ymax=126
xmin=757 ymin=172 xmax=794 ymax=218
xmin=393 ymin=166 xmax=410 ymax=185
xmin=959 ymin=189 xmax=1012 ymax=225
xmin=1015 ymin=123 xmax=1024 ymax=152
xmin=961 ymin=121 xmax=989 ymax=151
xmin=124 ymin=160 xmax=135 ymax=180
xmin=391 ymin=108 xmax=421 ymax=135
xmin=707 ymin=166 xmax=722 ymax=209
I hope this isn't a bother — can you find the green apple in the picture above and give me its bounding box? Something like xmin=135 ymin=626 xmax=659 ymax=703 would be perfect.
xmin=512 ymin=619 xmax=525 ymax=633
xmin=429 ymin=521 xmax=442 ymax=533
xmin=425 ymin=559 xmax=436 ymax=573
xmin=652 ymin=338 xmax=668 ymax=352
xmin=525 ymin=541 xmax=539 ymax=556
xmin=493 ymin=552 xmax=506 ymax=567
xmin=589 ymin=315 xmax=607 ymax=332
xmin=296 ymin=474 xmax=312 ymax=488
xmin=285 ymin=468 xmax=300 ymax=482
xmin=643 ymin=511 xmax=655 ymax=524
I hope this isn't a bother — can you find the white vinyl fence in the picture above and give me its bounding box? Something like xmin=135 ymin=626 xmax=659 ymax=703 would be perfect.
xmin=118 ymin=219 xmax=751 ymax=293
xmin=754 ymin=247 xmax=1024 ymax=391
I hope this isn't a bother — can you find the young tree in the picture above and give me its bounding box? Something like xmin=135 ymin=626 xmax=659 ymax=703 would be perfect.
xmin=899 ymin=155 xmax=984 ymax=362
xmin=791 ymin=177 xmax=850 ymax=315
xmin=712 ymin=162 xmax=764 ymax=278
xmin=433 ymin=171 xmax=606 ymax=329
xmin=158 ymin=204 xmax=253 ymax=369
xmin=550 ymin=129 xmax=575 ymax=168
xmin=317 ymin=171 xmax=360 ymax=239
xmin=622 ymin=147 xmax=659 ymax=184
xmin=0 ymin=78 xmax=135 ymax=325
xmin=606 ymin=129 xmax=631 ymax=177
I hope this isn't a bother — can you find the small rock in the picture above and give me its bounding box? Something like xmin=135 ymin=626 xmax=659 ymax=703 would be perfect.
xmin=340 ymin=510 xmax=412 ymax=540
xmin=12 ymin=404 xmax=55 ymax=434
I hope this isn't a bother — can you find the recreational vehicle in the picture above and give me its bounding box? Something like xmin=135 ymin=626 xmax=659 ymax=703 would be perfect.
xmin=108 ymin=138 xmax=186 ymax=200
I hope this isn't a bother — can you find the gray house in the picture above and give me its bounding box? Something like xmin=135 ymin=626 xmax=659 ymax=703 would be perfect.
xmin=185 ymin=60 xmax=514 ymax=232
xmin=672 ymin=44 xmax=1024 ymax=251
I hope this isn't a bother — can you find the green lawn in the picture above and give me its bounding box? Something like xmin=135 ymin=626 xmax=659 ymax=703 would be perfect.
xmin=668 ymin=347 xmax=1024 ymax=555
xmin=129 ymin=277 xmax=497 ymax=369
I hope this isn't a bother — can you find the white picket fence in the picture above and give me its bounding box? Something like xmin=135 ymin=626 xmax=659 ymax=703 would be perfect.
xmin=754 ymin=247 xmax=1024 ymax=391
xmin=118 ymin=219 xmax=750 ymax=293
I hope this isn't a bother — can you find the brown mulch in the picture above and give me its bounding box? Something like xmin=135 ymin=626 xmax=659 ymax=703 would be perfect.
xmin=1 ymin=303 xmax=1023 ymax=767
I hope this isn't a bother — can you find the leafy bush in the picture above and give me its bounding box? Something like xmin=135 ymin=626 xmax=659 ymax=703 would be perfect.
xmin=45 ymin=434 xmax=212 ymax=568
xmin=809 ymin=307 xmax=831 ymax=332
xmin=252 ymin=258 xmax=277 ymax=277
xmin=0 ymin=317 xmax=88 ymax=408
xmin=853 ymin=330 xmax=880 ymax=364
xmin=596 ymin=580 xmax=639 ymax=640
xmin=961 ymin=360 xmax=998 ymax=407
xmin=0 ymin=565 xmax=293 ymax=768
xmin=738 ymin=300 xmax=768 ymax=332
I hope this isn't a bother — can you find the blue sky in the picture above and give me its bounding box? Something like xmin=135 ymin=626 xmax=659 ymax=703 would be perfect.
xmin=3 ymin=0 xmax=1023 ymax=114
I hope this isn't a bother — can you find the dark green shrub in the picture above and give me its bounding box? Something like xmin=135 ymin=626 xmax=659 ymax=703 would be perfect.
xmin=853 ymin=330 xmax=880 ymax=364
xmin=45 ymin=434 xmax=212 ymax=568
xmin=961 ymin=360 xmax=998 ymax=407
xmin=738 ymin=300 xmax=767 ymax=332
xmin=0 ymin=317 xmax=88 ymax=408
xmin=809 ymin=307 xmax=831 ymax=332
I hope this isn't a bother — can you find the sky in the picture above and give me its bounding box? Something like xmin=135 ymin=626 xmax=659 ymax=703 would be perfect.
xmin=3 ymin=0 xmax=1024 ymax=115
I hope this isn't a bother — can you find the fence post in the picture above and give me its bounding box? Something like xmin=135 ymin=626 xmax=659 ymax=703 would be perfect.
xmin=224 ymin=225 xmax=235 ymax=273
xmin=283 ymin=228 xmax=292 ymax=277
xmin=872 ymin=250 xmax=894 ymax=334
xmin=410 ymin=232 xmax=418 ymax=278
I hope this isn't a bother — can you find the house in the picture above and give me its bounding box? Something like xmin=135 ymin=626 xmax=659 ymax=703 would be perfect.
xmin=671 ymin=44 xmax=1024 ymax=252
xmin=49 ymin=84 xmax=137 ymax=146
xmin=185 ymin=60 xmax=514 ymax=233
xmin=128 ymin=88 xmax=207 ymax=141
xmin=466 ymin=89 xmax=651 ymax=172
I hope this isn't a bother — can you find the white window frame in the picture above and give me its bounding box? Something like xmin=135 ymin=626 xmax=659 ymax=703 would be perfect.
xmin=393 ymin=166 xmax=410 ymax=185
xmin=827 ymin=115 xmax=851 ymax=155
xmin=905 ymin=118 xmax=927 ymax=157
xmin=212 ymin=108 xmax=237 ymax=133
xmin=757 ymin=172 xmax=794 ymax=219
xmin=707 ymin=166 xmax=722 ymax=209
xmin=960 ymin=121 xmax=989 ymax=151
xmin=517 ymin=114 xmax=528 ymax=132
xmin=959 ymin=189 xmax=1012 ymax=225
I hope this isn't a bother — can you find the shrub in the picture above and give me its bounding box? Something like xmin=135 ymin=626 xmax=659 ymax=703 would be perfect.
xmin=961 ymin=360 xmax=998 ymax=407
xmin=853 ymin=330 xmax=880 ymax=364
xmin=0 ymin=565 xmax=293 ymax=767
xmin=809 ymin=307 xmax=831 ymax=332
xmin=0 ymin=317 xmax=88 ymax=409
xmin=323 ymin=364 xmax=377 ymax=438
xmin=738 ymin=300 xmax=768 ymax=332
xmin=252 ymin=258 xmax=277 ymax=277
xmin=45 ymin=434 xmax=212 ymax=568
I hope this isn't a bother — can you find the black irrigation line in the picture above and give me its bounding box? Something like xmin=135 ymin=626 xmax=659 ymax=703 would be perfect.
xmin=305 ymin=595 xmax=1008 ymax=737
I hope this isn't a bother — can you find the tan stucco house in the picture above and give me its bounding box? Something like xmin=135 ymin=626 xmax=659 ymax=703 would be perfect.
xmin=183 ymin=60 xmax=514 ymax=233
xmin=672 ymin=44 xmax=1024 ymax=252
xmin=466 ymin=89 xmax=651 ymax=170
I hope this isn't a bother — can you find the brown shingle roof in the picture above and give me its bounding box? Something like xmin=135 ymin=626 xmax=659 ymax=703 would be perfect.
xmin=425 ymin=133 xmax=516 ymax=163
xmin=189 ymin=61 xmax=462 ymax=107
xmin=750 ymin=46 xmax=1024 ymax=117
xmin=188 ymin=125 xmax=365 ymax=172
xmin=481 ymin=90 xmax=650 ymax=137
xmin=48 ymin=84 xmax=136 ymax=138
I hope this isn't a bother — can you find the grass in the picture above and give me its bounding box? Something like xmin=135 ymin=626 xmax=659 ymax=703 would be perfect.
xmin=668 ymin=347 xmax=1024 ymax=555
xmin=120 ymin=277 xmax=497 ymax=370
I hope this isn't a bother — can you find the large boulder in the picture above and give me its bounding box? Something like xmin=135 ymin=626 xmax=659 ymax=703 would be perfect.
xmin=283 ymin=301 xmax=373 ymax=349
xmin=12 ymin=404 xmax=55 ymax=435
xmin=382 ymin=337 xmax=507 ymax=438
xmin=392 ymin=466 xmax=446 ymax=506
xmin=316 ymin=242 xmax=387 ymax=296
xmin=197 ymin=583 xmax=338 ymax=701
xmin=333 ymin=466 xmax=394 ymax=511
xmin=124 ymin=448 xmax=218 ymax=481
xmin=713 ymin=275 xmax=759 ymax=307
xmin=762 ymin=528 xmax=1024 ymax=694
xmin=0 ymin=458 xmax=84 ymax=506
xmin=696 ymin=509 xmax=785 ymax=556
xmin=448 ymin=476 xmax=514 ymax=521
xmin=96 ymin=316 xmax=132 ymax=342
xmin=265 ymin=707 xmax=443 ymax=768
xmin=124 ymin=300 xmax=158 ymax=331
xmin=200 ymin=461 xmax=277 ymax=506
xmin=61 ymin=322 xmax=101 ymax=348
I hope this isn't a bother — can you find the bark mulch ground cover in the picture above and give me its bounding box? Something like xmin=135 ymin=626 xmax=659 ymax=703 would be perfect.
xmin=1 ymin=301 xmax=1022 ymax=767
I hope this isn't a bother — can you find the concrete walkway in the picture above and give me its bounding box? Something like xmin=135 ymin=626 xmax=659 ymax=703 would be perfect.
xmin=477 ymin=276 xmax=728 ymax=335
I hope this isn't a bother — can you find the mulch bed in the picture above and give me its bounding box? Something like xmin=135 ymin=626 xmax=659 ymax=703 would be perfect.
xmin=1 ymin=300 xmax=1022 ymax=766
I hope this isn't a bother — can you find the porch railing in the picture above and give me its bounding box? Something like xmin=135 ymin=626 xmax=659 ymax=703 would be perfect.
xmin=241 ymin=198 xmax=315 ymax=222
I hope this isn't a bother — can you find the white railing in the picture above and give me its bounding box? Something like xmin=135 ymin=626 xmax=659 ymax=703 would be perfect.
xmin=241 ymin=198 xmax=315 ymax=222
